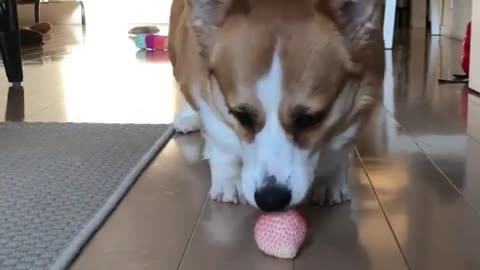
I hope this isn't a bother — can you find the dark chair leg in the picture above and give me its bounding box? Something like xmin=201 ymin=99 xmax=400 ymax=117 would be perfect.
xmin=0 ymin=32 xmax=23 ymax=84
xmin=34 ymin=0 xmax=41 ymax=23
xmin=79 ymin=1 xmax=86 ymax=26
xmin=1 ymin=0 xmax=23 ymax=84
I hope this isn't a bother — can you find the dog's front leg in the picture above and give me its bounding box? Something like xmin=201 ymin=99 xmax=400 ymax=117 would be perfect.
xmin=204 ymin=140 xmax=244 ymax=204
xmin=173 ymin=102 xmax=201 ymax=134
xmin=311 ymin=147 xmax=353 ymax=206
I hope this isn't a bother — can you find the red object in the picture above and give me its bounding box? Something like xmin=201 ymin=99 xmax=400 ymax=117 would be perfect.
xmin=461 ymin=22 xmax=471 ymax=75
xmin=146 ymin=34 xmax=168 ymax=50
xmin=254 ymin=210 xmax=307 ymax=259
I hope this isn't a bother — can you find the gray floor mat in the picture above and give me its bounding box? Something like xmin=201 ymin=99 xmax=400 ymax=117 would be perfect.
xmin=0 ymin=122 xmax=173 ymax=270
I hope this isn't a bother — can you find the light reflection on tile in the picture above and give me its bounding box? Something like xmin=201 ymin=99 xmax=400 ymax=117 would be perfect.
xmin=1 ymin=26 xmax=178 ymax=124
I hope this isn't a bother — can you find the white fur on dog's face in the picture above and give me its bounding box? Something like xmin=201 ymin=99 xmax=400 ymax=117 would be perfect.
xmin=194 ymin=49 xmax=320 ymax=207
xmin=240 ymin=49 xmax=319 ymax=207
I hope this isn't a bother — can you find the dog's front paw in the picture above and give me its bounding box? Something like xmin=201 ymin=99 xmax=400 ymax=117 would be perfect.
xmin=174 ymin=115 xmax=201 ymax=134
xmin=311 ymin=180 xmax=351 ymax=206
xmin=209 ymin=180 xmax=245 ymax=205
xmin=206 ymin=140 xmax=243 ymax=204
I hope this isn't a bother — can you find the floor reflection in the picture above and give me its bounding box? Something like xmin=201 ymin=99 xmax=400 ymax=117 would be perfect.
xmin=0 ymin=26 xmax=180 ymax=124
xmin=5 ymin=85 xmax=24 ymax=122
xmin=357 ymin=31 xmax=480 ymax=270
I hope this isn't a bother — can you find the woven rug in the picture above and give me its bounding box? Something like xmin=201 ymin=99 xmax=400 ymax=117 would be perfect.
xmin=0 ymin=122 xmax=173 ymax=270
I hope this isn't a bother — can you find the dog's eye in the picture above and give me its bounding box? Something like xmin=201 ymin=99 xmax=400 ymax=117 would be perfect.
xmin=293 ymin=111 xmax=326 ymax=130
xmin=229 ymin=107 xmax=255 ymax=129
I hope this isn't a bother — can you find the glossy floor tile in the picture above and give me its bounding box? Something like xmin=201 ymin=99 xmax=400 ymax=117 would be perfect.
xmin=294 ymin=159 xmax=408 ymax=270
xmin=1 ymin=25 xmax=181 ymax=124
xmin=357 ymin=108 xmax=480 ymax=270
xmin=69 ymin=137 xmax=210 ymax=270
xmin=2 ymin=26 xmax=480 ymax=270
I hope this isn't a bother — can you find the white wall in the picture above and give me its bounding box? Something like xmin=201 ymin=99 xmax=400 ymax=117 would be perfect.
xmin=18 ymin=0 xmax=172 ymax=26
xmin=125 ymin=0 xmax=172 ymax=24
xmin=469 ymin=0 xmax=480 ymax=92
xmin=18 ymin=2 xmax=81 ymax=25
xmin=441 ymin=0 xmax=472 ymax=39
xmin=83 ymin=0 xmax=172 ymax=25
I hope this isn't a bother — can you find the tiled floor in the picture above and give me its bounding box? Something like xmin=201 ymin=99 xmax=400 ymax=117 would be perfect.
xmin=1 ymin=26 xmax=480 ymax=270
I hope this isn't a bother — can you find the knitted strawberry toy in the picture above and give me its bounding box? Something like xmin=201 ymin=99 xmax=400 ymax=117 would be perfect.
xmin=254 ymin=210 xmax=307 ymax=259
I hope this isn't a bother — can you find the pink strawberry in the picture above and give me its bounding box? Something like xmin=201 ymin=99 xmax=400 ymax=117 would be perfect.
xmin=254 ymin=210 xmax=307 ymax=259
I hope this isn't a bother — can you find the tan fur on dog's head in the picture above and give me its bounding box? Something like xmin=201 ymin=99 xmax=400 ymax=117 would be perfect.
xmin=169 ymin=0 xmax=385 ymax=208
xmin=173 ymin=0 xmax=384 ymax=145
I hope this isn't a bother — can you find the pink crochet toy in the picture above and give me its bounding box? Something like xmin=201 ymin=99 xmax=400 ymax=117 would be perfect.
xmin=254 ymin=210 xmax=307 ymax=259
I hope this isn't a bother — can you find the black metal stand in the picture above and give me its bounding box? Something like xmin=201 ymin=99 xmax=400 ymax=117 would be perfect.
xmin=0 ymin=0 xmax=23 ymax=84
xmin=438 ymin=74 xmax=469 ymax=84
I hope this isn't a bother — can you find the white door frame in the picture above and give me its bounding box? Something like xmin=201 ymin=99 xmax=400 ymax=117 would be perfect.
xmin=383 ymin=0 xmax=397 ymax=49
xmin=384 ymin=0 xmax=441 ymax=49
xmin=429 ymin=0 xmax=442 ymax=35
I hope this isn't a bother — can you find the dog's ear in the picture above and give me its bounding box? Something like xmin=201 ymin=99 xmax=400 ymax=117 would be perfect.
xmin=318 ymin=0 xmax=383 ymax=48
xmin=189 ymin=0 xmax=249 ymax=62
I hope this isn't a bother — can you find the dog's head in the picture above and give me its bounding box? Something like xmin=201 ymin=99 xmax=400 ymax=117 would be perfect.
xmin=190 ymin=0 xmax=385 ymax=211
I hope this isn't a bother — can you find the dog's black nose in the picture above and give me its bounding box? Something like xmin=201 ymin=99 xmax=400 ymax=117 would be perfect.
xmin=254 ymin=183 xmax=291 ymax=212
